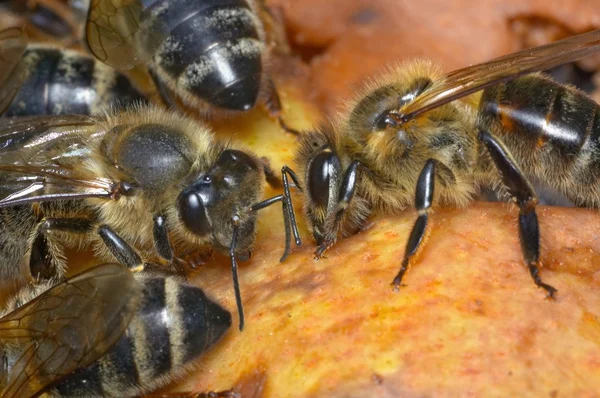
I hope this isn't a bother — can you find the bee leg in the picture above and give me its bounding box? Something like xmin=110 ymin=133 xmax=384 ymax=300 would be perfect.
xmin=148 ymin=67 xmax=178 ymax=109
xmin=97 ymin=225 xmax=144 ymax=273
xmin=260 ymin=157 xmax=282 ymax=188
xmin=229 ymin=223 xmax=245 ymax=331
xmin=258 ymin=0 xmax=292 ymax=55
xmin=34 ymin=217 xmax=95 ymax=279
xmin=281 ymin=165 xmax=302 ymax=244
xmin=391 ymin=159 xmax=436 ymax=290
xmin=251 ymin=163 xmax=302 ymax=260
xmin=153 ymin=215 xmax=173 ymax=261
xmin=282 ymin=165 xmax=303 ymax=192
xmin=479 ymin=130 xmax=557 ymax=298
xmin=153 ymin=214 xmax=204 ymax=273
xmin=315 ymin=160 xmax=361 ymax=259
xmin=29 ymin=234 xmax=54 ymax=280
xmin=263 ymin=78 xmax=300 ymax=136
xmin=38 ymin=217 xmax=93 ymax=233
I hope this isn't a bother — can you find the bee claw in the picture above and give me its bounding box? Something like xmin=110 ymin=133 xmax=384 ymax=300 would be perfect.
xmin=391 ymin=282 xmax=407 ymax=292
xmin=173 ymin=252 xmax=208 ymax=274
xmin=313 ymin=241 xmax=332 ymax=260
xmin=544 ymin=286 xmax=558 ymax=300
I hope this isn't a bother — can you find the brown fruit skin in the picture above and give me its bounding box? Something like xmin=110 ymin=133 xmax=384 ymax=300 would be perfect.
xmin=170 ymin=201 xmax=600 ymax=397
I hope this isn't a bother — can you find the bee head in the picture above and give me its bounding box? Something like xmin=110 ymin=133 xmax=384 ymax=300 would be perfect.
xmin=177 ymin=149 xmax=262 ymax=252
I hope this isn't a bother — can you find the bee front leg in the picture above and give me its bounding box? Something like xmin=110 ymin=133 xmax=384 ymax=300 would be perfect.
xmin=153 ymin=215 xmax=173 ymax=262
xmin=281 ymin=165 xmax=302 ymax=246
xmin=392 ymin=159 xmax=436 ymax=290
xmin=315 ymin=160 xmax=361 ymax=259
xmin=253 ymin=163 xmax=302 ymax=261
xmin=153 ymin=214 xmax=204 ymax=273
xmin=479 ymin=130 xmax=557 ymax=298
xmin=97 ymin=225 xmax=144 ymax=273
xmin=250 ymin=194 xmax=300 ymax=262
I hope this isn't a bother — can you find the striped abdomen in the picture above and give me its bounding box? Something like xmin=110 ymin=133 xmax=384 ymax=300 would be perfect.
xmin=4 ymin=47 xmax=145 ymax=117
xmin=53 ymin=274 xmax=231 ymax=397
xmin=477 ymin=74 xmax=600 ymax=206
xmin=150 ymin=0 xmax=265 ymax=111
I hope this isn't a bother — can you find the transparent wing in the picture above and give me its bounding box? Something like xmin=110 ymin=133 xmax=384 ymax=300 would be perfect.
xmin=0 ymin=263 xmax=141 ymax=398
xmin=86 ymin=0 xmax=170 ymax=69
xmin=399 ymin=29 xmax=600 ymax=121
xmin=0 ymin=27 xmax=27 ymax=114
xmin=0 ymin=115 xmax=116 ymax=207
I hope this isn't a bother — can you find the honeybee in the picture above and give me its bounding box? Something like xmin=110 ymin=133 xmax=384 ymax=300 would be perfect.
xmin=0 ymin=261 xmax=232 ymax=397
xmin=0 ymin=27 xmax=148 ymax=117
xmin=295 ymin=29 xmax=600 ymax=298
xmin=84 ymin=0 xmax=298 ymax=133
xmin=0 ymin=104 xmax=300 ymax=330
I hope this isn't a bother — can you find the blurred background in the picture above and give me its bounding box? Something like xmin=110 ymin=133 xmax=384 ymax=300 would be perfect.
xmin=269 ymin=0 xmax=600 ymax=115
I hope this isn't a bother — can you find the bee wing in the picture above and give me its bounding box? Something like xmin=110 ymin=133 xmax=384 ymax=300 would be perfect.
xmin=399 ymin=29 xmax=600 ymax=121
xmin=0 ymin=115 xmax=116 ymax=207
xmin=85 ymin=0 xmax=170 ymax=70
xmin=0 ymin=263 xmax=141 ymax=398
xmin=0 ymin=27 xmax=27 ymax=114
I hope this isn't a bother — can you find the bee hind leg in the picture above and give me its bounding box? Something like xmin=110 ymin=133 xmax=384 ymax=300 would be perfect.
xmin=479 ymin=130 xmax=557 ymax=299
xmin=34 ymin=217 xmax=95 ymax=279
xmin=392 ymin=159 xmax=436 ymax=290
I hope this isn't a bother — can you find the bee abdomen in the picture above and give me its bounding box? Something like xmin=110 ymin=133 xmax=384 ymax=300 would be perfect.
xmin=53 ymin=274 xmax=231 ymax=397
xmin=478 ymin=75 xmax=600 ymax=205
xmin=478 ymin=75 xmax=596 ymax=159
xmin=154 ymin=0 xmax=264 ymax=110
xmin=4 ymin=48 xmax=145 ymax=117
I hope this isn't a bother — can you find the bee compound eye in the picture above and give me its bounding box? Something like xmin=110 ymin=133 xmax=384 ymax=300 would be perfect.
xmin=178 ymin=191 xmax=211 ymax=237
xmin=308 ymin=151 xmax=341 ymax=208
